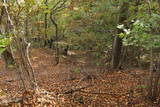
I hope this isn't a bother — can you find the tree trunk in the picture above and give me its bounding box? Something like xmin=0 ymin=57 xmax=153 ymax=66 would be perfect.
xmin=50 ymin=13 xmax=59 ymax=65
xmin=112 ymin=2 xmax=129 ymax=69
xmin=112 ymin=35 xmax=122 ymax=69
xmin=44 ymin=0 xmax=48 ymax=47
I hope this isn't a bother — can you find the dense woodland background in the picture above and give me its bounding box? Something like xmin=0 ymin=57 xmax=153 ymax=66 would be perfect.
xmin=0 ymin=0 xmax=160 ymax=106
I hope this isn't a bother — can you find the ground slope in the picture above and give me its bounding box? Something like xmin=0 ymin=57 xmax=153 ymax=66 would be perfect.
xmin=0 ymin=48 xmax=157 ymax=107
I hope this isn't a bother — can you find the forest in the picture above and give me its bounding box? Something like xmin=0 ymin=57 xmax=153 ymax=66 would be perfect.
xmin=0 ymin=0 xmax=160 ymax=106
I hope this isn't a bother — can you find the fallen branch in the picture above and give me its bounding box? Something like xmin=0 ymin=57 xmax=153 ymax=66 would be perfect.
xmin=0 ymin=92 xmax=33 ymax=106
xmin=0 ymin=97 xmax=24 ymax=106
xmin=62 ymin=85 xmax=93 ymax=94
xmin=79 ymin=90 xmax=130 ymax=99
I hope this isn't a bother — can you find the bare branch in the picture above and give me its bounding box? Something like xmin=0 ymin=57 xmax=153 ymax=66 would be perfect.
xmin=51 ymin=0 xmax=68 ymax=14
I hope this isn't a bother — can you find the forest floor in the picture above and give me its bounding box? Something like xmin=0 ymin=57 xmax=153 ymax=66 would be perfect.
xmin=0 ymin=48 xmax=159 ymax=107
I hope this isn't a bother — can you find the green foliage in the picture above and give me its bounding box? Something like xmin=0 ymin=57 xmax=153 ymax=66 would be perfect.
xmin=0 ymin=35 xmax=11 ymax=54
xmin=2 ymin=0 xmax=160 ymax=65
xmin=116 ymin=1 xmax=160 ymax=50
xmin=61 ymin=0 xmax=116 ymax=51
xmin=0 ymin=48 xmax=6 ymax=55
xmin=122 ymin=17 xmax=160 ymax=49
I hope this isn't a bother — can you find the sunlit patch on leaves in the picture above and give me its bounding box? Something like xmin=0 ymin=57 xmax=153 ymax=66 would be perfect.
xmin=117 ymin=24 xmax=124 ymax=29
xmin=0 ymin=89 xmax=5 ymax=96
xmin=118 ymin=33 xmax=125 ymax=38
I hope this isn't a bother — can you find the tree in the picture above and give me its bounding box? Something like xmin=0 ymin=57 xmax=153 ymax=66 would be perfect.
xmin=112 ymin=1 xmax=129 ymax=69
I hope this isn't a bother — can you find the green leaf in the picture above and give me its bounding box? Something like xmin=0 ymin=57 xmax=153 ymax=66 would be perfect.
xmin=0 ymin=38 xmax=11 ymax=47
xmin=118 ymin=33 xmax=125 ymax=38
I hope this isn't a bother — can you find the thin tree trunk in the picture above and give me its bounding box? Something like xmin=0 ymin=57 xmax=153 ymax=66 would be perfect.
xmin=147 ymin=47 xmax=154 ymax=100
xmin=44 ymin=0 xmax=48 ymax=47
xmin=25 ymin=15 xmax=28 ymax=37
xmin=50 ymin=13 xmax=59 ymax=65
